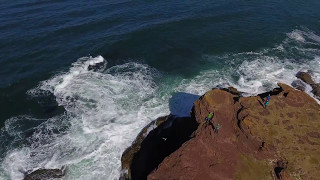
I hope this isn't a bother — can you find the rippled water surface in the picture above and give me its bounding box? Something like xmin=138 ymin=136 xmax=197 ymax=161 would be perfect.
xmin=0 ymin=1 xmax=320 ymax=179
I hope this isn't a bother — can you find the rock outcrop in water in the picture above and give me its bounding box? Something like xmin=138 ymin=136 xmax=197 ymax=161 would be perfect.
xmin=122 ymin=83 xmax=320 ymax=180
xmin=24 ymin=167 xmax=65 ymax=180
xmin=296 ymin=71 xmax=320 ymax=99
xmin=87 ymin=58 xmax=106 ymax=72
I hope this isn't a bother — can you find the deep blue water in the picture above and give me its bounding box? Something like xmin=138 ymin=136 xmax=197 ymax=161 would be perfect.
xmin=1 ymin=0 xmax=320 ymax=122
xmin=0 ymin=1 xmax=320 ymax=179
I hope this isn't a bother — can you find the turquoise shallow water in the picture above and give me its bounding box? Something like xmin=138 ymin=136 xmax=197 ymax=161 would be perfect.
xmin=0 ymin=1 xmax=320 ymax=179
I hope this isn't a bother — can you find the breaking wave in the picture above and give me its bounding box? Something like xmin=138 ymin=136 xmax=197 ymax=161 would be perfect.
xmin=177 ymin=29 xmax=320 ymax=98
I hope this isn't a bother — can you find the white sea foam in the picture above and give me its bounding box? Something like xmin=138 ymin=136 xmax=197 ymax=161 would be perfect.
xmin=287 ymin=30 xmax=306 ymax=43
xmin=2 ymin=56 xmax=169 ymax=180
xmin=287 ymin=29 xmax=320 ymax=44
xmin=1 ymin=29 xmax=320 ymax=180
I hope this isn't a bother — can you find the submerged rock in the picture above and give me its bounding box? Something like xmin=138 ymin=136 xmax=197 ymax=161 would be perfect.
xmin=24 ymin=167 xmax=65 ymax=180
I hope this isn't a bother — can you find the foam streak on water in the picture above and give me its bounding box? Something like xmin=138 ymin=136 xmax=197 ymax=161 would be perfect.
xmin=0 ymin=29 xmax=320 ymax=180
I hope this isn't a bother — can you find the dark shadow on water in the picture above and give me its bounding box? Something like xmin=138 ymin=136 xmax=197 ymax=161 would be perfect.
xmin=169 ymin=92 xmax=200 ymax=117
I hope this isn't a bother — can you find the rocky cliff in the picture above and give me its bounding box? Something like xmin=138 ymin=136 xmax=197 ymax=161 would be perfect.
xmin=149 ymin=83 xmax=320 ymax=180
xmin=122 ymin=82 xmax=320 ymax=180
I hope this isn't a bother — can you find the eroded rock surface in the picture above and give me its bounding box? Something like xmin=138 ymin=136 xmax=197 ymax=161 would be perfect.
xmin=238 ymin=83 xmax=320 ymax=179
xmin=148 ymin=84 xmax=320 ymax=180
xmin=149 ymin=88 xmax=273 ymax=180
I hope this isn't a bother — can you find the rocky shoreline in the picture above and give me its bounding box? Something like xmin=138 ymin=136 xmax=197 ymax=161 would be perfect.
xmin=24 ymin=72 xmax=320 ymax=180
xmin=120 ymin=72 xmax=320 ymax=180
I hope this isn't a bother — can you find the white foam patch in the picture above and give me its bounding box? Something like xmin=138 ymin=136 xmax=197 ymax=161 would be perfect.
xmin=287 ymin=29 xmax=320 ymax=45
xmin=307 ymin=56 xmax=320 ymax=82
xmin=287 ymin=30 xmax=306 ymax=43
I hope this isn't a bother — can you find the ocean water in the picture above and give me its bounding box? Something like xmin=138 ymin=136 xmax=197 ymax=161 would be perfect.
xmin=1 ymin=1 xmax=320 ymax=179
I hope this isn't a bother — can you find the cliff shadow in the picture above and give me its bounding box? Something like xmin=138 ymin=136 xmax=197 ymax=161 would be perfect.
xmin=169 ymin=92 xmax=200 ymax=117
xmin=129 ymin=115 xmax=199 ymax=180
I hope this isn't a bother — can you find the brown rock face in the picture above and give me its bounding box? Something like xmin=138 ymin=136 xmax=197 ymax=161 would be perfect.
xmin=149 ymin=89 xmax=272 ymax=180
xmin=291 ymin=80 xmax=306 ymax=91
xmin=148 ymin=84 xmax=320 ymax=180
xmin=296 ymin=72 xmax=314 ymax=85
xmin=312 ymin=85 xmax=320 ymax=98
xmin=296 ymin=71 xmax=320 ymax=99
xmin=238 ymin=83 xmax=320 ymax=179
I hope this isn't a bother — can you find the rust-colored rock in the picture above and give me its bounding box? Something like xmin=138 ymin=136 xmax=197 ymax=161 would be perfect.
xmin=148 ymin=83 xmax=320 ymax=180
xmin=238 ymin=83 xmax=320 ymax=179
xmin=149 ymin=89 xmax=273 ymax=180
